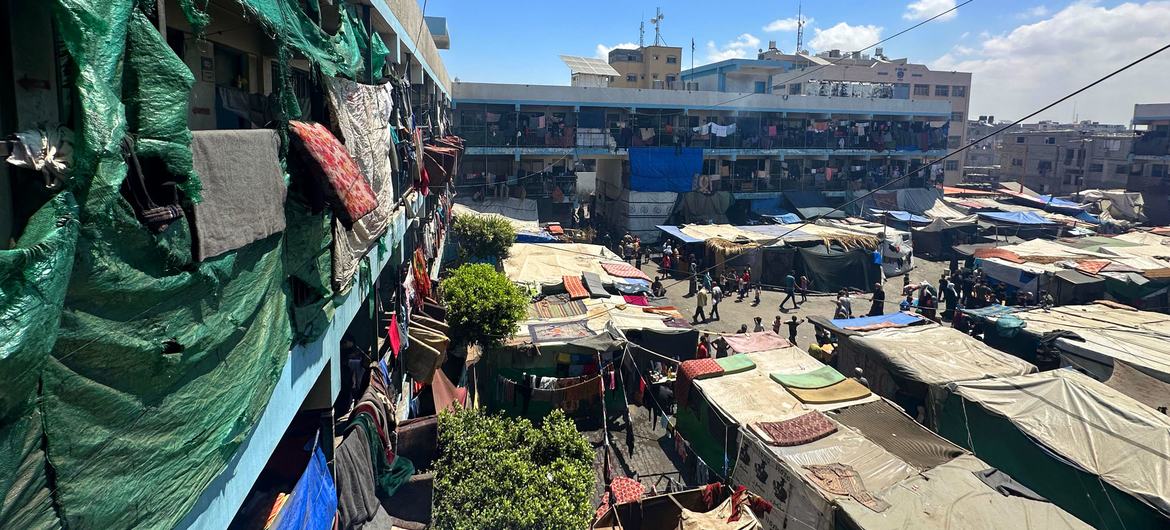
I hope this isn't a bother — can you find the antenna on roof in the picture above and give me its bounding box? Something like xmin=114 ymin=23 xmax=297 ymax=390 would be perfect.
xmin=795 ymin=1 xmax=805 ymax=54
xmin=639 ymin=16 xmax=645 ymax=48
xmin=651 ymin=8 xmax=665 ymax=47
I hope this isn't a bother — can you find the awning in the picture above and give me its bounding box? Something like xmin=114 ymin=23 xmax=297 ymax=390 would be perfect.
xmin=868 ymin=209 xmax=930 ymax=224
xmin=656 ymin=225 xmax=703 ymax=244
xmin=977 ymin=211 xmax=1056 ymax=226
xmin=829 ymin=312 xmax=926 ymax=331
xmin=784 ymin=191 xmax=846 ymax=220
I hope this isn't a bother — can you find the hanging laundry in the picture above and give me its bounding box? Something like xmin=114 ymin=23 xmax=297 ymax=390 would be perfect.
xmin=768 ymin=125 xmax=777 ymax=137
xmin=640 ymin=128 xmax=655 ymax=141
xmin=710 ymin=124 xmax=729 ymax=137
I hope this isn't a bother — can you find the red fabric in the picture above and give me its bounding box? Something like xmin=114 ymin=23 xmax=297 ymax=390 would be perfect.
xmin=676 ymin=358 xmax=724 ymax=407
xmin=696 ymin=342 xmax=709 ymax=359
xmin=563 ymin=275 xmax=589 ymax=299
xmin=387 ymin=313 xmax=402 ymax=359
xmin=288 ymin=121 xmax=376 ymax=226
xmin=601 ymin=261 xmax=652 ymax=281
xmin=753 ymin=411 xmax=838 ymax=446
xmin=1077 ymin=259 xmax=1110 ymax=275
xmin=622 ymin=294 xmax=649 ymax=306
xmin=973 ymin=248 xmax=1022 ymax=263
xmin=595 ymin=477 xmax=646 ymax=520
xmin=547 ymin=224 xmax=564 ymax=235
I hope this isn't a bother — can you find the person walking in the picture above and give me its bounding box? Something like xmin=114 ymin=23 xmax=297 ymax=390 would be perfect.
xmin=688 ymin=256 xmax=699 ymax=296
xmin=867 ymin=282 xmax=885 ymax=317
xmin=753 ymin=316 xmax=765 ymax=332
xmin=710 ymin=284 xmax=723 ymax=321
xmin=834 ymin=290 xmax=853 ymax=319
xmin=692 ymin=287 xmax=709 ymax=323
xmin=799 ymin=275 xmax=810 ymax=303
xmin=780 ymin=270 xmax=798 ymax=310
xmin=943 ymin=280 xmax=958 ymax=320
xmin=786 ymin=316 xmax=805 ymax=345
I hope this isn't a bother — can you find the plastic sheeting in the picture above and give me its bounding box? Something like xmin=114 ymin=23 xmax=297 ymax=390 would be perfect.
xmin=502 ymin=243 xmax=621 ymax=285
xmin=797 ymin=245 xmax=877 ymax=292
xmin=944 ymin=370 xmax=1170 ymax=523
xmin=628 ymin=147 xmax=703 ymax=192
xmin=784 ymin=191 xmax=845 ymax=219
xmin=270 ymin=443 xmax=338 ymax=530
xmin=836 ymin=455 xmax=1093 ymax=530
xmin=977 ymin=211 xmax=1056 ymax=225
xmin=829 ymin=312 xmax=925 ymax=331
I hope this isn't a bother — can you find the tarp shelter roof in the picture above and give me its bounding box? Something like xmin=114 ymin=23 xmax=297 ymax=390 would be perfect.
xmin=749 ymin=198 xmax=801 ymax=225
xmin=970 ymin=302 xmax=1170 ymax=382
xmin=948 ymin=369 xmax=1170 ymax=518
xmin=784 ymin=191 xmax=846 ymax=219
xmin=503 ymin=243 xmax=622 ymax=285
xmin=977 ymin=210 xmax=1057 ymax=226
xmin=845 ymin=324 xmax=1037 ymax=387
xmin=915 ymin=215 xmax=979 ymax=233
xmin=656 ymin=225 xmax=703 ymax=244
xmin=453 ymin=198 xmax=540 ymax=234
xmin=998 ymin=181 xmax=1043 ymax=197
xmin=829 ymin=312 xmax=925 ymax=332
xmin=837 ymin=454 xmax=1094 ymax=530
xmin=942 ymin=186 xmax=1001 ymax=196
xmin=678 ymin=224 xmax=779 ymax=244
xmin=868 ymin=209 xmax=930 ymax=224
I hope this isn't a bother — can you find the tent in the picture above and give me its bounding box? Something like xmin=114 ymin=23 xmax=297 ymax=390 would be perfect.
xmin=834 ymin=324 xmax=1037 ymax=428
xmin=783 ymin=191 xmax=846 ymax=220
xmin=938 ymin=370 xmax=1170 ymax=530
xmin=977 ymin=211 xmax=1057 ymax=226
xmin=502 ymin=243 xmax=622 ymax=286
xmin=798 ymin=245 xmax=879 ymax=292
xmin=911 ymin=215 xmax=979 ymax=258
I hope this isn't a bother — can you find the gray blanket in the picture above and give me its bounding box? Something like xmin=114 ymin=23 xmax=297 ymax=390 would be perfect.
xmin=336 ymin=424 xmax=380 ymax=529
xmin=190 ymin=129 xmax=286 ymax=261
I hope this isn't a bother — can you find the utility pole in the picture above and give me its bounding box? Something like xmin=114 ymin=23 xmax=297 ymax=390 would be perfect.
xmin=795 ymin=1 xmax=804 ymax=54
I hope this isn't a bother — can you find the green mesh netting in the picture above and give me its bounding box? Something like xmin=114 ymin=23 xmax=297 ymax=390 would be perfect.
xmin=0 ymin=0 xmax=394 ymax=527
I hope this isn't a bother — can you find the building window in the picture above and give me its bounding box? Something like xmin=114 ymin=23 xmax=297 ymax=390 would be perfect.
xmin=1153 ymin=164 xmax=1168 ymax=178
xmin=950 ymin=111 xmax=963 ymax=121
xmin=788 ymin=83 xmax=801 ymax=95
xmin=1037 ymin=160 xmax=1052 ymax=173
xmin=935 ymin=85 xmax=950 ymax=97
xmin=754 ymin=81 xmax=766 ymax=94
xmin=947 ymin=136 xmax=961 ymax=149
xmin=913 ymin=84 xmax=929 ymax=96
xmin=653 ymin=55 xmax=659 ymax=61
xmin=626 ymin=74 xmax=637 ymax=82
xmin=652 ymin=73 xmax=659 ymax=79
xmin=1089 ymin=163 xmax=1104 ymax=173
xmin=1016 ymin=136 xmax=1025 ymax=143
xmin=666 ymin=56 xmax=678 ymax=64
xmin=1115 ymin=164 xmax=1129 ymax=174
xmin=945 ymin=160 xmax=960 ymax=171
xmin=1011 ymin=158 xmax=1024 ymax=167
xmin=952 ymin=86 xmax=967 ymax=97
xmin=1045 ymin=137 xmax=1056 ymax=144
xmin=1064 ymin=149 xmax=1075 ymax=164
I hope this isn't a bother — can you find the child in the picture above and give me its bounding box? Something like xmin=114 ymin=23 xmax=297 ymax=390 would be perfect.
xmin=786 ymin=316 xmax=805 ymax=345
xmin=899 ymin=293 xmax=914 ymax=312
xmin=753 ymin=316 xmax=765 ymax=332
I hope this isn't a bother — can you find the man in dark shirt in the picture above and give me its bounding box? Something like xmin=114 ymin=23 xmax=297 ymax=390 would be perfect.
xmin=786 ymin=316 xmax=804 ymax=345
xmin=779 ymin=270 xmax=798 ymax=310
xmin=868 ymin=283 xmax=885 ymax=316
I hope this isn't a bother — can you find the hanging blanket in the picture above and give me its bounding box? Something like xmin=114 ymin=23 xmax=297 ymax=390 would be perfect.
xmin=189 ymin=129 xmax=287 ymax=261
xmin=324 ymin=78 xmax=397 ymax=293
xmin=563 ymin=275 xmax=589 ymax=300
xmin=601 ymin=261 xmax=652 ymax=281
xmin=751 ymin=412 xmax=837 ymax=447
xmin=785 ymin=378 xmax=872 ymax=405
xmin=722 ymin=332 xmax=792 ymax=354
xmin=770 ymin=366 xmax=846 ymax=390
xmin=289 ymin=120 xmax=377 ymax=227
xmin=715 ymin=355 xmax=756 ymax=375
xmin=528 ymin=320 xmax=593 ymax=344
xmin=676 ymin=358 xmax=724 ymax=408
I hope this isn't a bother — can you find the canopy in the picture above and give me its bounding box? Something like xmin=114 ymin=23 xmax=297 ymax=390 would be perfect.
xmin=915 ymin=214 xmax=978 ymax=233
xmin=784 ymin=191 xmax=845 ymax=220
xmin=837 ymin=454 xmax=1093 ymax=530
xmin=829 ymin=312 xmax=925 ymax=331
xmin=502 ymin=243 xmax=622 ymax=285
xmin=656 ymin=225 xmax=703 ymax=244
xmin=840 ymin=325 xmax=1037 ymax=389
xmin=677 ymin=224 xmax=778 ymax=244
xmin=944 ymin=370 xmax=1170 ymax=522
xmin=977 ymin=211 xmax=1056 ymax=225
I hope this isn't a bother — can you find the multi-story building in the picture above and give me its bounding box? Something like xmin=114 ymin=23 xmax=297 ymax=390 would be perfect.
xmin=680 ymin=44 xmax=972 ymax=184
xmin=996 ymin=129 xmax=1136 ymax=195
xmin=962 ymin=118 xmax=1008 ymax=183
xmin=0 ymin=0 xmax=454 ymax=528
xmin=452 ymin=81 xmax=952 ymax=239
xmin=1128 ymin=103 xmax=1170 ymax=223
xmin=607 ymin=45 xmax=684 ymax=90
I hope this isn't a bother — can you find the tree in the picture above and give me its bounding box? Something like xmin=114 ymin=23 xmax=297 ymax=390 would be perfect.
xmin=451 ymin=213 xmax=515 ymax=262
xmin=432 ymin=408 xmax=594 ymax=530
xmin=440 ymin=263 xmax=527 ymax=348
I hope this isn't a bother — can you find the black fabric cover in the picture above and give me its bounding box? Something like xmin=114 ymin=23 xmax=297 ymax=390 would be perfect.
xmin=974 ymin=468 xmax=1049 ymax=502
xmin=761 ymin=246 xmax=797 ymax=287
xmin=336 ymin=424 xmax=379 ymax=529
xmin=635 ymin=329 xmax=700 ymax=361
xmin=797 ymin=245 xmax=876 ymax=292
xmin=829 ymin=399 xmax=966 ymax=471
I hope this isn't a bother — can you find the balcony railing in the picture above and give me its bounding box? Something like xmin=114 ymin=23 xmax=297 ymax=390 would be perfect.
xmin=1133 ymin=135 xmax=1170 ymax=157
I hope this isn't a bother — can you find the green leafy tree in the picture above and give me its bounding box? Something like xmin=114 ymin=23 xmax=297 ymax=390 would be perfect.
xmin=433 ymin=408 xmax=594 ymax=530
xmin=451 ymin=213 xmax=516 ymax=262
xmin=440 ymin=263 xmax=527 ymax=348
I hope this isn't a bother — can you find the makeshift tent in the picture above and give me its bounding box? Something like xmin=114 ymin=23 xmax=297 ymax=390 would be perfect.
xmin=673 ymin=191 xmax=734 ymax=225
xmin=656 ymin=225 xmax=703 ymax=244
xmin=1052 ymin=269 xmax=1106 ymax=305
xmin=835 ymin=454 xmax=1093 ymax=530
xmin=797 ymin=245 xmax=878 ymax=292
xmin=783 ymin=191 xmax=845 ymax=219
xmin=502 ymin=243 xmax=622 ymax=285
xmin=977 ymin=211 xmax=1056 ymax=225
xmin=826 ymin=312 xmax=926 ymax=332
xmin=1079 ymin=190 xmax=1146 ymax=223
xmin=938 ymin=370 xmax=1170 ymax=530
xmin=452 ymin=197 xmax=541 ymax=235
xmin=868 ymin=209 xmax=930 ymax=224
xmin=628 ymin=147 xmax=703 ymax=192
xmin=911 ymin=215 xmax=979 ymax=258
xmin=835 ymin=324 xmax=1037 ymax=428
xmin=593 ymin=484 xmax=763 ymax=529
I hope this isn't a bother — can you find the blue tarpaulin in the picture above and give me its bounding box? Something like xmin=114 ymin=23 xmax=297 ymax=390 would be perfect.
xmin=516 ymin=231 xmax=558 ymax=243
xmin=271 ymin=443 xmax=336 ymax=530
xmin=657 ymin=225 xmax=703 ymax=244
xmin=869 ymin=209 xmax=931 ymax=224
xmin=959 ymin=304 xmax=1025 ymax=319
xmin=629 ymin=147 xmax=703 ymax=192
xmin=977 ymin=211 xmax=1054 ymax=225
xmin=1074 ymin=210 xmax=1101 ymax=224
xmin=750 ymin=199 xmax=802 ymax=224
xmin=830 ymin=312 xmax=924 ymax=330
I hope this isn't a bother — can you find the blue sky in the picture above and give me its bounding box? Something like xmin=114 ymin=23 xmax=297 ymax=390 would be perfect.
xmin=433 ymin=0 xmax=1170 ymax=124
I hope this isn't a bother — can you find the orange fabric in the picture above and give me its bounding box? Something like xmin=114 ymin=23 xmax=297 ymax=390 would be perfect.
xmin=973 ymin=248 xmax=1022 ymax=263
xmin=563 ymin=275 xmax=589 ymax=299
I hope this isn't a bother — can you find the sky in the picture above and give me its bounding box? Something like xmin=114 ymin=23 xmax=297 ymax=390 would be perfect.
xmin=432 ymin=0 xmax=1170 ymax=124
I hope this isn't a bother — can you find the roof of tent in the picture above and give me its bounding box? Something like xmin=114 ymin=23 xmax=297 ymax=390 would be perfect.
xmin=502 ymin=243 xmax=622 ymax=285
xmin=949 ymin=369 xmax=1170 ymax=517
xmin=842 ymin=324 xmax=1037 ymax=387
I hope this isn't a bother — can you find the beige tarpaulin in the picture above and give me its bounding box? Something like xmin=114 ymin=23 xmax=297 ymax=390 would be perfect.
xmin=679 ymin=224 xmax=779 ymax=244
xmin=502 ymin=243 xmax=622 ymax=285
xmin=837 ymin=454 xmax=1094 ymax=530
xmin=1002 ymin=303 xmax=1170 ymax=382
xmin=733 ymin=425 xmax=917 ymax=530
xmin=452 ymin=198 xmax=541 ymax=234
xmin=949 ymin=370 xmax=1170 ymax=517
xmin=840 ymin=325 xmax=1037 ymax=389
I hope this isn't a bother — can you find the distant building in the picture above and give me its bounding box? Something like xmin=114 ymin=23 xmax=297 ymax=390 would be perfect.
xmin=962 ymin=117 xmax=1012 ymax=183
xmin=607 ymin=45 xmax=684 ymax=90
xmin=1128 ymin=103 xmax=1170 ymax=222
xmin=680 ymin=43 xmax=972 ymax=185
xmin=996 ymin=129 xmax=1135 ymax=195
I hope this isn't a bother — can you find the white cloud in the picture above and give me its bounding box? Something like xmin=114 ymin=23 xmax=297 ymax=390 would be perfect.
xmin=705 ymin=33 xmax=762 ymax=62
xmin=807 ymin=23 xmax=883 ymax=52
xmin=903 ymin=0 xmax=958 ymax=21
xmin=931 ymin=1 xmax=1170 ymax=123
xmin=595 ymin=42 xmax=638 ymax=59
xmin=1017 ymin=5 xmax=1050 ymax=18
xmin=763 ymin=17 xmax=812 ymax=32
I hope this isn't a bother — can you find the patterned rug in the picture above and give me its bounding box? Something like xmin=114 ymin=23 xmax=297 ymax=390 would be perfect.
xmin=563 ymin=275 xmax=589 ymax=300
xmin=803 ymin=463 xmax=889 ymax=512
xmin=752 ymin=412 xmax=837 ymax=447
xmin=288 ymin=121 xmax=376 ymax=226
xmin=676 ymin=358 xmax=724 ymax=408
xmin=531 ymin=294 xmax=588 ymax=319
xmin=528 ymin=320 xmax=593 ymax=344
xmin=601 ymin=261 xmax=652 ymax=281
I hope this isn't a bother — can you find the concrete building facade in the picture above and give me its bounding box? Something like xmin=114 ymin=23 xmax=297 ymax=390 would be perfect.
xmin=1128 ymin=104 xmax=1170 ymax=221
xmin=607 ymin=45 xmax=684 ymax=90
xmin=679 ymin=46 xmax=972 ymax=185
xmin=996 ymin=129 xmax=1135 ymax=196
